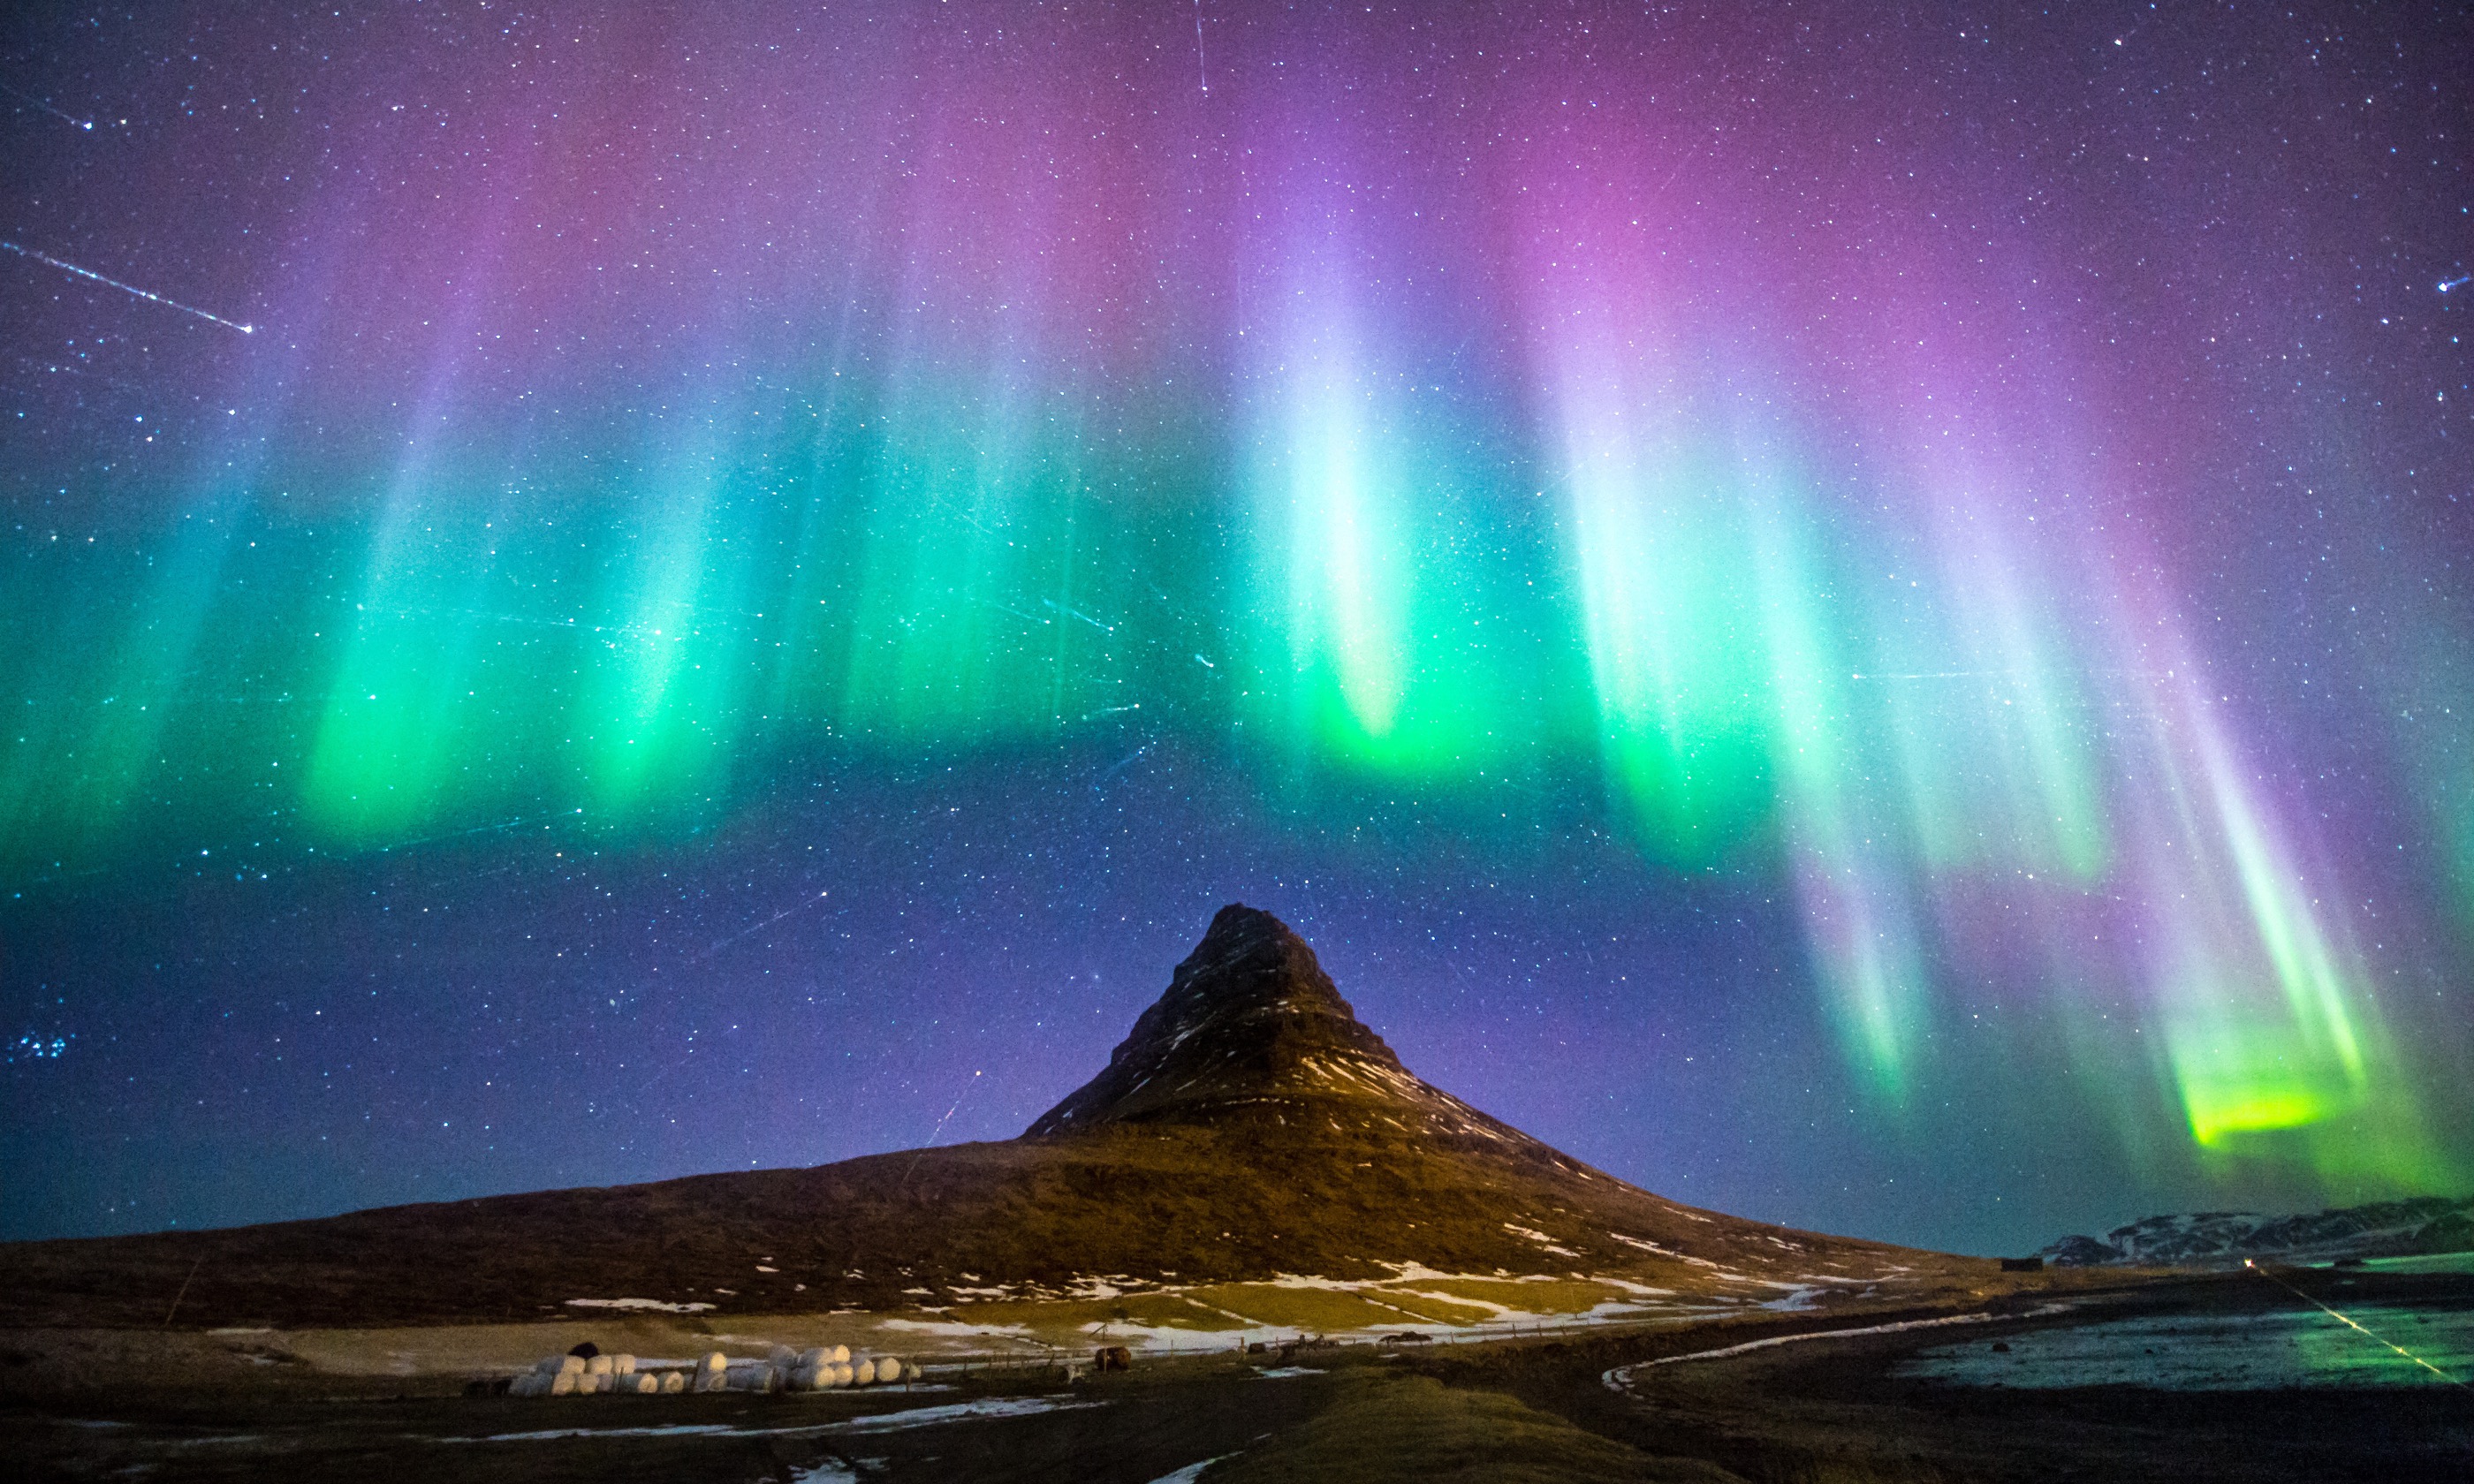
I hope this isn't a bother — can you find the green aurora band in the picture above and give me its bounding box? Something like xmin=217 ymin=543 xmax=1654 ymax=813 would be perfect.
xmin=4 ymin=4 xmax=2465 ymax=1208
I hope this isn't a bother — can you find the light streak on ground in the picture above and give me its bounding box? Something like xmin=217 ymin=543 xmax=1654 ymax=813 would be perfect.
xmin=2245 ymin=1261 xmax=2470 ymax=1389
xmin=1603 ymin=1305 xmax=2076 ymax=1389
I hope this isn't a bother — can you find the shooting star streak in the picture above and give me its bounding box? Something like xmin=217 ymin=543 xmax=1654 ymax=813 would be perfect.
xmin=1043 ymin=598 xmax=1113 ymax=633
xmin=898 ymin=1070 xmax=983 ymax=1192
xmin=1194 ymin=1 xmax=1210 ymax=95
xmin=374 ymin=807 xmax=586 ymax=852
xmin=2441 ymin=276 xmax=2471 ymax=294
xmin=922 ymin=1070 xmax=980 ymax=1147
xmin=0 ymin=81 xmax=93 ymax=131
xmin=3 ymin=240 xmax=254 ymax=333
xmin=1848 ymin=670 xmax=2016 ymax=682
xmin=1094 ymin=741 xmax=1155 ymax=790
xmin=2245 ymin=1261 xmax=2470 ymax=1388
xmin=694 ymin=890 xmax=831 ymax=963
xmin=1081 ymin=703 xmax=1142 ymax=722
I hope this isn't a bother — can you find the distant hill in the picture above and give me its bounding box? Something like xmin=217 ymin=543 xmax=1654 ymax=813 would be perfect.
xmin=2 ymin=905 xmax=1977 ymax=1329
xmin=2040 ymin=1195 xmax=2474 ymax=1268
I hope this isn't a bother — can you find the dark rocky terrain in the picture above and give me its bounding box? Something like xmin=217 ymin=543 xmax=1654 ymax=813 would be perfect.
xmin=0 ymin=905 xmax=1960 ymax=1331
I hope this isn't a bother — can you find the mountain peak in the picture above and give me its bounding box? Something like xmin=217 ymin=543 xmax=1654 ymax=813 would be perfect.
xmin=1023 ymin=904 xmax=1535 ymax=1149
xmin=1 ymin=901 xmax=1942 ymax=1331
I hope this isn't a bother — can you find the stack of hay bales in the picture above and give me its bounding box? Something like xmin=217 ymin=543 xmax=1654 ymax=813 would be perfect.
xmin=775 ymin=1345 xmax=919 ymax=1390
xmin=508 ymin=1352 xmax=588 ymax=1397
xmin=606 ymin=1357 xmax=656 ymax=1395
xmin=790 ymin=1344 xmax=852 ymax=1390
xmin=723 ymin=1357 xmax=784 ymax=1393
xmin=505 ymin=1350 xmax=665 ymax=1397
xmin=498 ymin=1343 xmax=906 ymax=1398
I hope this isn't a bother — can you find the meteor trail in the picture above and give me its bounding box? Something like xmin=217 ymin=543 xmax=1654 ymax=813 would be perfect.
xmin=897 ymin=1069 xmax=983 ymax=1192
xmin=694 ymin=890 xmax=831 ymax=962
xmin=1194 ymin=1 xmax=1210 ymax=94
xmin=0 ymin=81 xmax=93 ymax=131
xmin=3 ymin=240 xmax=254 ymax=333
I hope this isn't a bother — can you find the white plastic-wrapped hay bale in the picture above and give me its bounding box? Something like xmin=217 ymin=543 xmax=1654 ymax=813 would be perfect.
xmin=693 ymin=1351 xmax=729 ymax=1393
xmin=620 ymin=1371 xmax=657 ymax=1395
xmin=733 ymin=1359 xmax=789 ymax=1393
xmin=830 ymin=1360 xmax=854 ymax=1387
xmin=903 ymin=1361 xmax=923 ymax=1382
xmin=789 ymin=1347 xmax=827 ymax=1390
xmin=660 ymin=1369 xmax=687 ymax=1393
xmin=506 ymin=1372 xmax=542 ymax=1397
xmin=549 ymin=1370 xmax=578 ymax=1397
xmin=829 ymin=1344 xmax=851 ymax=1364
xmin=558 ymin=1353 xmax=587 ymax=1376
xmin=791 ymin=1348 xmax=837 ymax=1391
xmin=611 ymin=1353 xmax=637 ymax=1375
xmin=586 ymin=1353 xmax=612 ymax=1376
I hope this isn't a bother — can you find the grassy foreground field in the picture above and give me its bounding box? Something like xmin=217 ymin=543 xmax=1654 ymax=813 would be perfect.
xmin=11 ymin=1267 xmax=2470 ymax=1481
xmin=0 ymin=1262 xmax=2061 ymax=1396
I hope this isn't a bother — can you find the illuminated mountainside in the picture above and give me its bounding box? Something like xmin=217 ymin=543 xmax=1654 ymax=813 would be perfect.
xmin=1 ymin=906 xmax=1970 ymax=1329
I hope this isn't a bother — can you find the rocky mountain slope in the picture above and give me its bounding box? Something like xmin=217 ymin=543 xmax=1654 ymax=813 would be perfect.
xmin=2041 ymin=1194 xmax=2474 ymax=1268
xmin=3 ymin=905 xmax=1974 ymax=1329
xmin=1029 ymin=904 xmax=1570 ymax=1154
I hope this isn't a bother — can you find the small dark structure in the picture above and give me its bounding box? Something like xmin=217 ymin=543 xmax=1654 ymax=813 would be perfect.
xmin=1377 ymin=1332 xmax=1432 ymax=1346
xmin=1999 ymin=1256 xmax=2045 ymax=1273
xmin=1094 ymin=1345 xmax=1132 ymax=1373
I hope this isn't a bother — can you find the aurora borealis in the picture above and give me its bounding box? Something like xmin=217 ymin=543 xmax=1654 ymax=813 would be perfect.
xmin=4 ymin=2 xmax=2470 ymax=1255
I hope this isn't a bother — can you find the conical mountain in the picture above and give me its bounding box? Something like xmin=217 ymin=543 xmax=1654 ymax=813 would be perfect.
xmin=1028 ymin=904 xmax=1538 ymax=1151
xmin=1 ymin=905 xmax=1975 ymax=1329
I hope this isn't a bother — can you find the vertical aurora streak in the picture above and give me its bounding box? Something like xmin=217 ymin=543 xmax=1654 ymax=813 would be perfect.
xmin=1256 ymin=271 xmax=1415 ymax=753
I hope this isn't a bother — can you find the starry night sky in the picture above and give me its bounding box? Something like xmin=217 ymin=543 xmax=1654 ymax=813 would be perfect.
xmin=4 ymin=2 xmax=2471 ymax=1258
